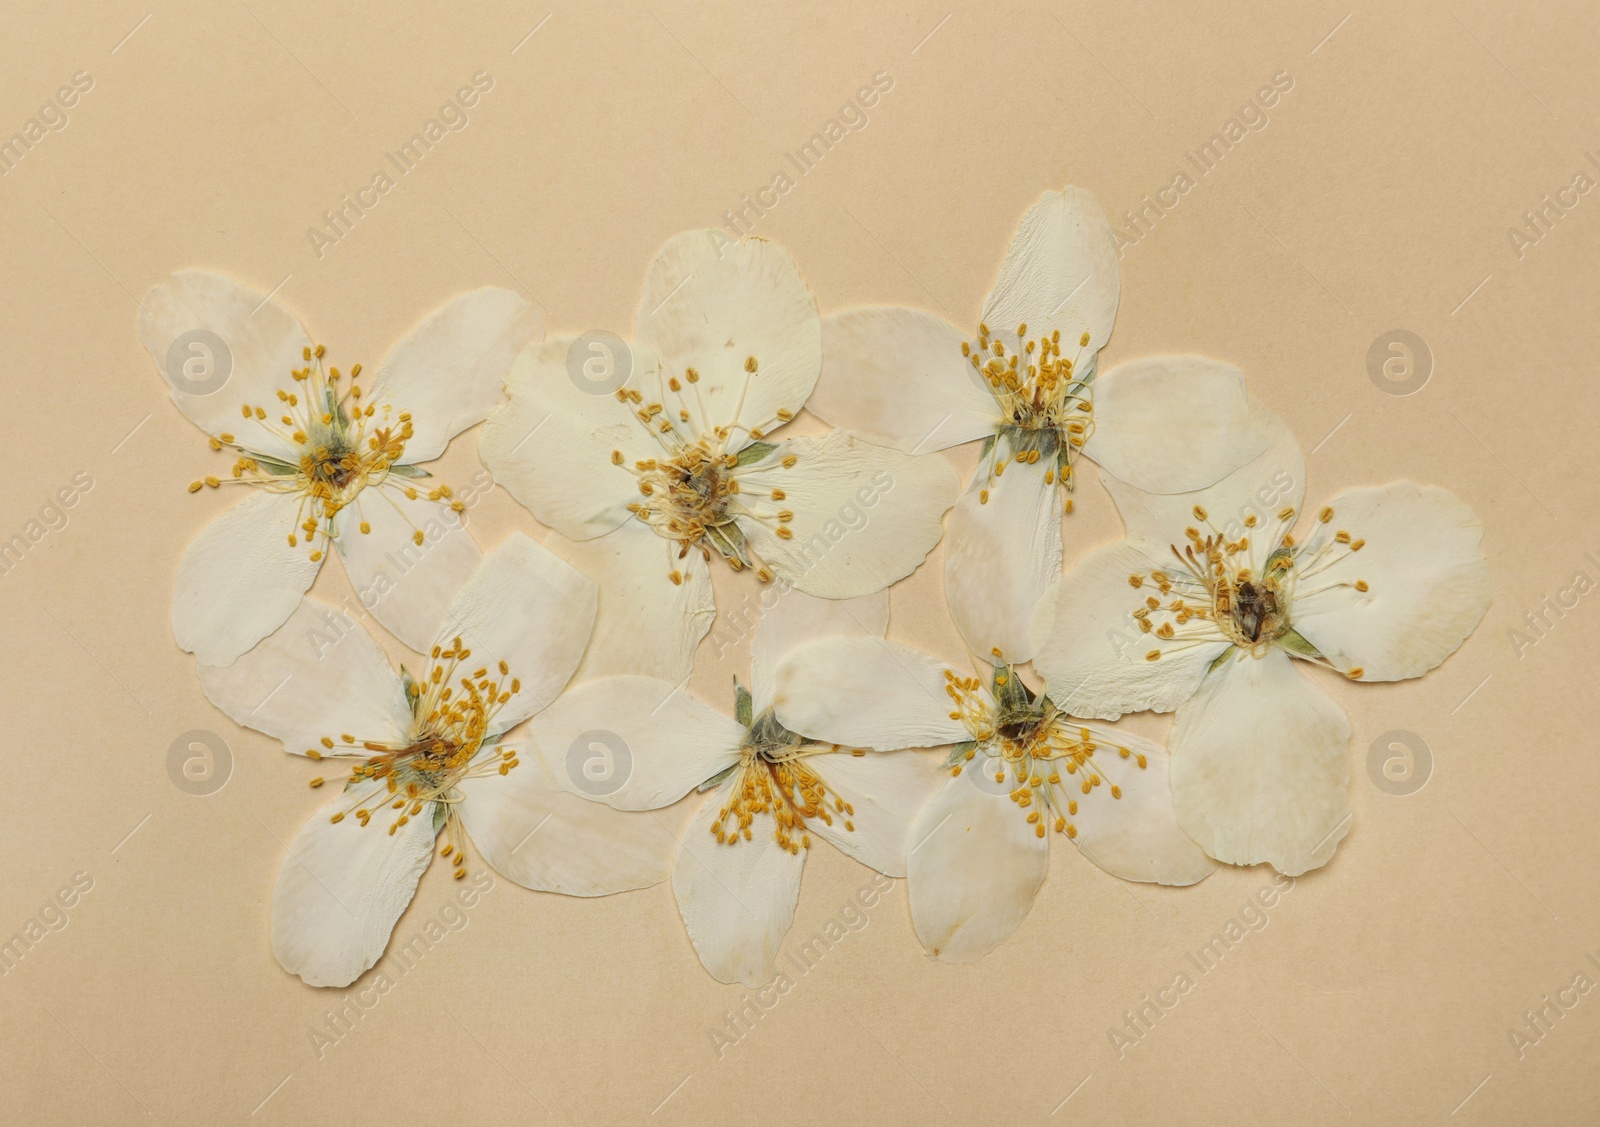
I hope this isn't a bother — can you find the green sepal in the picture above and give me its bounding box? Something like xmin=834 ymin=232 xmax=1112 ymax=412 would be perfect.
xmin=733 ymin=679 xmax=753 ymax=728
xmin=943 ymin=740 xmax=977 ymax=768
xmin=1277 ymin=629 xmax=1321 ymax=659
xmin=992 ymin=662 xmax=1036 ymax=713
xmin=253 ymin=455 xmax=299 ymax=477
xmin=401 ymin=665 xmax=421 ymax=716
xmin=735 ymin=441 xmax=779 ymax=468
xmin=978 ymin=432 xmax=997 ymax=462
xmin=704 ymin=521 xmax=753 ymax=569
xmin=1207 ymin=645 xmax=1238 ymax=673
xmin=388 ymin=463 xmax=431 ymax=479
xmin=326 ymin=386 xmax=350 ymax=430
xmin=697 ymin=762 xmax=738 ymax=794
xmin=431 ymin=801 xmax=449 ymax=835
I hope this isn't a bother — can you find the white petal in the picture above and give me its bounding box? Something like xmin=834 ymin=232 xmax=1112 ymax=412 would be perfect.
xmin=523 ymin=676 xmax=743 ymax=810
xmin=906 ymin=773 xmax=1048 ymax=962
xmin=772 ymin=636 xmax=967 ymax=750
xmin=737 ymin=431 xmax=958 ymax=598
xmin=1058 ymin=727 xmax=1215 ymax=885
xmin=1290 ymin=483 xmax=1490 ymax=682
xmin=271 ymin=794 xmax=436 ymax=987
xmin=943 ymin=443 xmax=1061 ymax=663
xmin=811 ymin=308 xmax=999 ymax=453
xmin=1030 ymin=540 xmax=1230 ymax=720
xmin=437 ymin=533 xmax=597 ymax=733
xmin=457 ymin=750 xmax=677 ymax=895
xmin=749 ymin=586 xmax=888 ymax=715
xmin=365 ymin=288 xmax=541 ymax=463
xmin=546 ymin=521 xmax=715 ymax=685
xmin=333 ymin=487 xmax=483 ymax=655
xmin=1086 ymin=356 xmax=1274 ymax=494
xmin=139 ymin=270 xmax=311 ymax=460
xmin=1169 ymin=649 xmax=1352 ymax=875
xmin=196 ymin=598 xmax=411 ymax=756
xmin=174 ymin=490 xmax=323 ymax=666
xmin=1101 ymin=404 xmax=1305 ymax=552
xmin=672 ymin=783 xmax=805 ymax=986
xmin=634 ymin=230 xmax=819 ymax=440
xmin=806 ymin=750 xmax=943 ymax=877
xmin=980 ymin=186 xmax=1119 ymax=357
xmin=478 ymin=337 xmax=644 ymax=541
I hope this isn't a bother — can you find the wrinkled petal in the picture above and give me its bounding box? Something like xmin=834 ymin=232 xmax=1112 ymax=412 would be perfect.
xmin=1291 ymin=483 xmax=1490 ymax=682
xmin=944 ymin=443 xmax=1061 ymax=663
xmin=980 ymin=186 xmax=1119 ymax=359
xmin=458 ymin=749 xmax=678 ymax=895
xmin=139 ymin=270 xmax=311 ymax=460
xmin=749 ymin=587 xmax=888 ymax=715
xmin=271 ymin=794 xmax=436 ymax=987
xmin=196 ymin=598 xmax=411 ymax=756
xmin=634 ymin=230 xmax=819 ymax=440
xmin=907 ymin=772 xmax=1048 ymax=962
xmin=1170 ymin=649 xmax=1352 ymax=876
xmin=437 ymin=533 xmax=597 ymax=734
xmin=1086 ymin=356 xmax=1274 ymax=494
xmin=673 ymin=783 xmax=805 ymax=986
xmin=806 ymin=750 xmax=943 ymax=877
xmin=772 ymin=636 xmax=966 ymax=750
xmin=478 ymin=337 xmax=645 ymax=541
xmin=334 ymin=486 xmax=483 ymax=655
xmin=524 ymin=676 xmax=743 ymax=810
xmin=547 ymin=520 xmax=715 ymax=685
xmin=173 ymin=490 xmax=322 ymax=666
xmin=811 ymin=307 xmax=999 ymax=453
xmin=366 ymin=288 xmax=541 ymax=463
xmin=1030 ymin=540 xmax=1230 ymax=720
xmin=738 ymin=431 xmax=958 ymax=598
xmin=1101 ymin=404 xmax=1304 ymax=552
xmin=1057 ymin=727 xmax=1215 ymax=885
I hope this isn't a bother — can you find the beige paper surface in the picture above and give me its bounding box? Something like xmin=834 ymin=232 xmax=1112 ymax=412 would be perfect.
xmin=2 ymin=1 xmax=1595 ymax=1122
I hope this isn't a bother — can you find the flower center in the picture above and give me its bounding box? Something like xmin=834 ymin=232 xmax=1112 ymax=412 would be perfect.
xmin=188 ymin=343 xmax=463 ymax=562
xmin=944 ymin=662 xmax=1145 ymax=839
xmin=611 ymin=358 xmax=799 ymax=586
xmin=1130 ymin=503 xmax=1372 ymax=676
xmin=962 ymin=322 xmax=1095 ymax=508
xmin=709 ymin=709 xmax=858 ymax=854
xmin=304 ymin=637 xmax=523 ymax=880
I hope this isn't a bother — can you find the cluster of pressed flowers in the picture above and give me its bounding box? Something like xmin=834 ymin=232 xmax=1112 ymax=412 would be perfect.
xmin=148 ymin=187 xmax=1490 ymax=988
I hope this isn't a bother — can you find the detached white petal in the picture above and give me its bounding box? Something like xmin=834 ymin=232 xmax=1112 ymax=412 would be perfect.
xmin=944 ymin=446 xmax=1061 ymax=663
xmin=634 ymin=231 xmax=820 ymax=438
xmin=173 ymin=490 xmax=322 ymax=666
xmin=524 ymin=676 xmax=744 ymax=810
xmin=334 ymin=489 xmax=483 ymax=655
xmin=438 ymin=533 xmax=598 ymax=734
xmin=812 ymin=307 xmax=999 ymax=453
xmin=748 ymin=587 xmax=888 ymax=715
xmin=457 ymin=750 xmax=678 ymax=895
xmin=1086 ymin=356 xmax=1274 ymax=494
xmin=139 ymin=270 xmax=311 ymax=460
xmin=738 ymin=431 xmax=958 ymax=598
xmin=196 ymin=598 xmax=412 ymax=756
xmin=548 ymin=520 xmax=715 ymax=685
xmin=478 ymin=337 xmax=646 ymax=541
xmin=1169 ymin=649 xmax=1352 ymax=876
xmin=271 ymin=794 xmax=437 ymax=987
xmin=907 ymin=773 xmax=1048 ymax=962
xmin=365 ymin=287 xmax=541 ymax=463
xmin=772 ymin=635 xmax=968 ymax=750
xmin=805 ymin=750 xmax=942 ymax=877
xmin=673 ymin=782 xmax=806 ymax=986
xmin=1064 ymin=728 xmax=1215 ymax=886
xmin=980 ymin=186 xmax=1119 ymax=358
xmin=1030 ymin=540 xmax=1230 ymax=720
xmin=1291 ymin=483 xmax=1491 ymax=682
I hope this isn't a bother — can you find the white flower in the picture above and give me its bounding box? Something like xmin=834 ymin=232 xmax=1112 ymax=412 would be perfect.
xmin=479 ymin=231 xmax=959 ymax=683
xmin=196 ymin=534 xmax=678 ymax=987
xmin=1030 ymin=407 xmax=1491 ymax=875
xmin=526 ymin=588 xmax=938 ymax=986
xmin=809 ymin=187 xmax=1271 ymax=661
xmin=770 ymin=636 xmax=1214 ymax=963
xmin=141 ymin=270 xmax=539 ymax=665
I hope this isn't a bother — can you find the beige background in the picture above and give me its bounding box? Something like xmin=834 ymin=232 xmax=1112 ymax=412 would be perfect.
xmin=1 ymin=0 xmax=1595 ymax=1122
